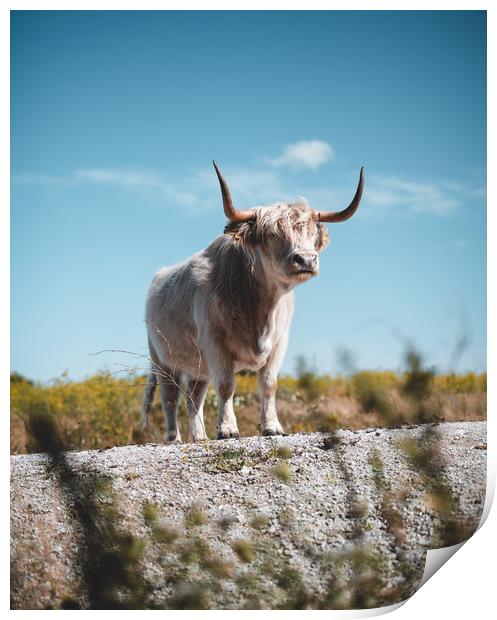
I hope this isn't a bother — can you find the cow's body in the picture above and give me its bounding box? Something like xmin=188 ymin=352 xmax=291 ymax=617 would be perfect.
xmin=146 ymin=236 xmax=295 ymax=379
xmin=141 ymin=163 xmax=364 ymax=441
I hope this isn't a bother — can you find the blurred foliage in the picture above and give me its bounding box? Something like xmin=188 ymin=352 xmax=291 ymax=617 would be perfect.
xmin=11 ymin=372 xmax=144 ymax=453
xmin=398 ymin=426 xmax=477 ymax=548
xmin=272 ymin=461 xmax=293 ymax=484
xmin=10 ymin=365 xmax=486 ymax=454
xmin=352 ymin=372 xmax=394 ymax=420
xmin=433 ymin=372 xmax=486 ymax=393
xmin=24 ymin=410 xmax=150 ymax=609
xmin=295 ymin=355 xmax=322 ymax=402
xmin=12 ymin=352 xmax=484 ymax=609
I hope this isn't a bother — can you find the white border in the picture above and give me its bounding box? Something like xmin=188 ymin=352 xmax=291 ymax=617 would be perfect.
xmin=3 ymin=2 xmax=493 ymax=617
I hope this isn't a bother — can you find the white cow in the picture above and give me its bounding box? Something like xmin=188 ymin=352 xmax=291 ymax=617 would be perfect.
xmin=142 ymin=162 xmax=364 ymax=441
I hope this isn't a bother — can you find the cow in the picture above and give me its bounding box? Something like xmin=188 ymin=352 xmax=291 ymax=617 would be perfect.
xmin=141 ymin=162 xmax=364 ymax=441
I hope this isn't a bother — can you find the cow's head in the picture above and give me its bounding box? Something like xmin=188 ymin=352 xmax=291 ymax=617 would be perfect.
xmin=214 ymin=161 xmax=364 ymax=289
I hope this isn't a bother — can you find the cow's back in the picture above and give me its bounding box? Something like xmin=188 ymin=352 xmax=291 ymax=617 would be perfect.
xmin=145 ymin=256 xmax=209 ymax=378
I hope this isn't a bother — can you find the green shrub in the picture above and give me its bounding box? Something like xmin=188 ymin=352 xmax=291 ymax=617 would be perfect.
xmin=352 ymin=372 xmax=393 ymax=418
xmin=10 ymin=365 xmax=486 ymax=454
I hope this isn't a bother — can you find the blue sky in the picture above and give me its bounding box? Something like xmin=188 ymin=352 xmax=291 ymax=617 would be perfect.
xmin=11 ymin=10 xmax=486 ymax=382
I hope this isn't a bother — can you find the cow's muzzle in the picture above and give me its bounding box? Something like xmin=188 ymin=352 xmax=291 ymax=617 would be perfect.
xmin=290 ymin=251 xmax=318 ymax=274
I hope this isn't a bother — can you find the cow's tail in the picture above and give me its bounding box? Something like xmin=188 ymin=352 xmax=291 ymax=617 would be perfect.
xmin=141 ymin=369 xmax=157 ymax=432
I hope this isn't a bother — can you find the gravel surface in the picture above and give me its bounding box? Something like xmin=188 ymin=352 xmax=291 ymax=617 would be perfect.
xmin=10 ymin=421 xmax=486 ymax=610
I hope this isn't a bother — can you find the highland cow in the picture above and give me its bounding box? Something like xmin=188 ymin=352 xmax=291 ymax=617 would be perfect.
xmin=142 ymin=162 xmax=364 ymax=441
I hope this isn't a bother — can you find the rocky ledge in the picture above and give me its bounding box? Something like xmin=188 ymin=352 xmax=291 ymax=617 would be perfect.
xmin=10 ymin=421 xmax=486 ymax=610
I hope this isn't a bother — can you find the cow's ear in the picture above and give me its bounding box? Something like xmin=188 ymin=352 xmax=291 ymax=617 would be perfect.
xmin=224 ymin=221 xmax=255 ymax=245
xmin=315 ymin=222 xmax=329 ymax=251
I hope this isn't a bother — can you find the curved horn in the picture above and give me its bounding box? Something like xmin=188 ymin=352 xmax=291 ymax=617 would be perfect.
xmin=213 ymin=161 xmax=255 ymax=223
xmin=314 ymin=167 xmax=364 ymax=223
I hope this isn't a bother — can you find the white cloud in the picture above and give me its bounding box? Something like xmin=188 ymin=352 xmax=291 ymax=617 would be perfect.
xmin=365 ymin=175 xmax=463 ymax=216
xmin=14 ymin=153 xmax=484 ymax=220
xmin=75 ymin=165 xmax=289 ymax=212
xmin=265 ymin=140 xmax=334 ymax=170
xmin=74 ymin=168 xmax=198 ymax=206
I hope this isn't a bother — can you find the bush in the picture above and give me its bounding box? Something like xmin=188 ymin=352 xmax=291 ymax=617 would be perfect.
xmin=294 ymin=355 xmax=334 ymax=402
xmin=352 ymin=372 xmax=394 ymax=418
xmin=434 ymin=372 xmax=487 ymax=393
xmin=11 ymin=372 xmax=144 ymax=452
xmin=10 ymin=365 xmax=487 ymax=454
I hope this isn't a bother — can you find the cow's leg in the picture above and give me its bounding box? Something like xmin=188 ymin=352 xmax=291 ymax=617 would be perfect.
xmin=215 ymin=373 xmax=239 ymax=439
xmin=197 ymin=331 xmax=239 ymax=439
xmin=186 ymin=377 xmax=209 ymax=441
xmin=257 ymin=338 xmax=287 ymax=436
xmin=207 ymin=358 xmax=238 ymax=439
xmin=158 ymin=369 xmax=182 ymax=442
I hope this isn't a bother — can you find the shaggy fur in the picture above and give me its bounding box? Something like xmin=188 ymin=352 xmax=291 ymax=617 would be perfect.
xmin=142 ymin=200 xmax=330 ymax=441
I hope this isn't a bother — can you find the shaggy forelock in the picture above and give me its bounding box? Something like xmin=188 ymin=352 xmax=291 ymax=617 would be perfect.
xmin=253 ymin=199 xmax=315 ymax=239
xmin=222 ymin=197 xmax=329 ymax=255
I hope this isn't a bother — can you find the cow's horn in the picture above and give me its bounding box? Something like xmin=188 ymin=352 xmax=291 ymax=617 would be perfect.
xmin=314 ymin=167 xmax=364 ymax=223
xmin=213 ymin=161 xmax=255 ymax=223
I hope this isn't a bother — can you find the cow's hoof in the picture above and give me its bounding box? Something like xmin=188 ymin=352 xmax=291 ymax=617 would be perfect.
xmin=217 ymin=430 xmax=240 ymax=440
xmin=262 ymin=429 xmax=287 ymax=437
xmin=165 ymin=434 xmax=182 ymax=443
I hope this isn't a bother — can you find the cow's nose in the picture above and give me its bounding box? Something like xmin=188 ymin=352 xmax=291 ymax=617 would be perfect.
xmin=291 ymin=251 xmax=318 ymax=269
